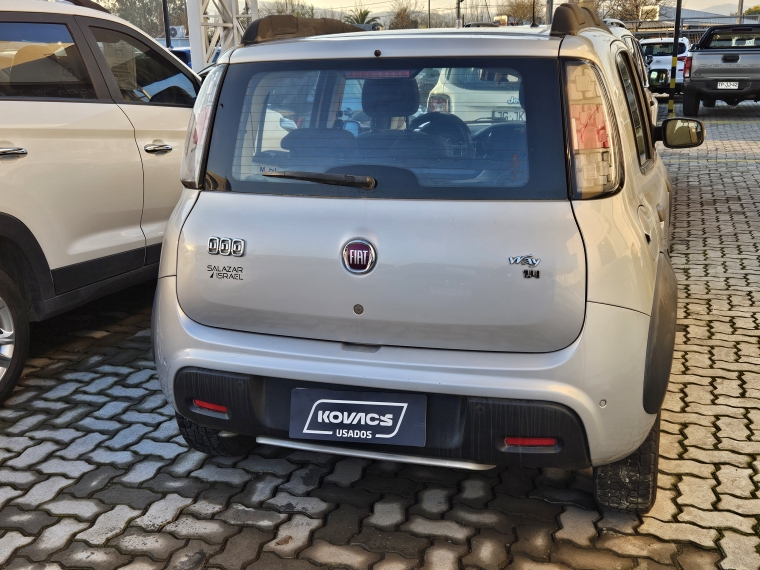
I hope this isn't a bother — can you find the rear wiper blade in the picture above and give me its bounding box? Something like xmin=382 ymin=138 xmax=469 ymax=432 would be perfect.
xmin=262 ymin=170 xmax=377 ymax=190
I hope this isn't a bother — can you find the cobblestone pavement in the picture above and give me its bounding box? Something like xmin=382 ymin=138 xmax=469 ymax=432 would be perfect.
xmin=0 ymin=101 xmax=759 ymax=570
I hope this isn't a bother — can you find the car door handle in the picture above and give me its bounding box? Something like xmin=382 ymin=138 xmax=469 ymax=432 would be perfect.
xmin=144 ymin=144 xmax=173 ymax=153
xmin=0 ymin=147 xmax=27 ymax=157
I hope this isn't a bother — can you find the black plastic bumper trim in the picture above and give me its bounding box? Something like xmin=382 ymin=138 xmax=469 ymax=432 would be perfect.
xmin=173 ymin=367 xmax=592 ymax=469
xmin=643 ymin=253 xmax=677 ymax=414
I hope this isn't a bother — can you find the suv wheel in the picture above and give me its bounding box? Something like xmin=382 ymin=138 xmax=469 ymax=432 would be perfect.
xmin=176 ymin=414 xmax=256 ymax=456
xmin=594 ymin=414 xmax=660 ymax=513
xmin=682 ymin=92 xmax=700 ymax=116
xmin=0 ymin=270 xmax=29 ymax=403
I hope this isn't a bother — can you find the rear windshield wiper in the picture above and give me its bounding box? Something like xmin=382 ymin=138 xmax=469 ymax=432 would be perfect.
xmin=262 ymin=170 xmax=377 ymax=190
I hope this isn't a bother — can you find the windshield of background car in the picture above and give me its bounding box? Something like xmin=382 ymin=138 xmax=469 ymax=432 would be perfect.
xmin=706 ymin=30 xmax=760 ymax=47
xmin=204 ymin=57 xmax=568 ymax=200
xmin=642 ymin=42 xmax=687 ymax=56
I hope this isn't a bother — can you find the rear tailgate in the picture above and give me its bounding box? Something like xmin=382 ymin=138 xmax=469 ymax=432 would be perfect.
xmin=692 ymin=49 xmax=760 ymax=80
xmin=176 ymin=193 xmax=586 ymax=353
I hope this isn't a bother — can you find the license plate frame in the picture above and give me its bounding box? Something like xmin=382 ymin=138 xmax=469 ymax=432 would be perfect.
xmin=717 ymin=81 xmax=739 ymax=89
xmin=289 ymin=388 xmax=427 ymax=447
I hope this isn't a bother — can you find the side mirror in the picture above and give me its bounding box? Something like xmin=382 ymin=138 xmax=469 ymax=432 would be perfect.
xmin=655 ymin=118 xmax=704 ymax=149
xmin=280 ymin=117 xmax=298 ymax=132
xmin=343 ymin=120 xmax=361 ymax=137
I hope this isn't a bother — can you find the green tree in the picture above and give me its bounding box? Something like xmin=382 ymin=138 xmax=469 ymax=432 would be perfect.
xmin=744 ymin=4 xmax=760 ymax=14
xmin=102 ymin=0 xmax=188 ymax=38
xmin=387 ymin=0 xmax=421 ymax=28
xmin=343 ymin=6 xmax=380 ymax=25
xmin=260 ymin=0 xmax=316 ymax=18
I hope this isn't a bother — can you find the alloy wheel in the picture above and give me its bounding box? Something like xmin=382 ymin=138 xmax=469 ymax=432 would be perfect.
xmin=0 ymin=293 xmax=15 ymax=381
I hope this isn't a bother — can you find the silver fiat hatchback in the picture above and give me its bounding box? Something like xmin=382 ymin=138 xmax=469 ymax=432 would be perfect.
xmin=154 ymin=6 xmax=704 ymax=512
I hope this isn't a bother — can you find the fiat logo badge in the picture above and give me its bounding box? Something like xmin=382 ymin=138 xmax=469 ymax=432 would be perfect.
xmin=342 ymin=239 xmax=376 ymax=274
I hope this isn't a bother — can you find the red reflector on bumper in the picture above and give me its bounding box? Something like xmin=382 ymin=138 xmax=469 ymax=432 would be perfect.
xmin=505 ymin=437 xmax=557 ymax=447
xmin=193 ymin=399 xmax=228 ymax=413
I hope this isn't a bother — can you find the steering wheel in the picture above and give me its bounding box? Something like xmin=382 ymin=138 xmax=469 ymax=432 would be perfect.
xmin=409 ymin=112 xmax=473 ymax=157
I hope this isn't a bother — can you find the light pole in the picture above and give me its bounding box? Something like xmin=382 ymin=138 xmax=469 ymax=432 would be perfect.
xmin=428 ymin=0 xmax=431 ymax=28
xmin=667 ymin=0 xmax=683 ymax=117
xmin=162 ymin=0 xmax=172 ymax=48
xmin=530 ymin=0 xmax=538 ymax=26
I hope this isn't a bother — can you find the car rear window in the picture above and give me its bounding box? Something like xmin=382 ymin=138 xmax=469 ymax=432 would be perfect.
xmin=642 ymin=42 xmax=687 ymax=56
xmin=705 ymin=29 xmax=760 ymax=48
xmin=204 ymin=57 xmax=568 ymax=200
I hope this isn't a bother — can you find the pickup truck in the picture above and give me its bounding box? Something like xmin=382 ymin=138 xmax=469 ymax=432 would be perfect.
xmin=683 ymin=24 xmax=760 ymax=115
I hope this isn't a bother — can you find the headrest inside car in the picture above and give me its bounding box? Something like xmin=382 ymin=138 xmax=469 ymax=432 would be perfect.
xmin=362 ymin=78 xmax=420 ymax=118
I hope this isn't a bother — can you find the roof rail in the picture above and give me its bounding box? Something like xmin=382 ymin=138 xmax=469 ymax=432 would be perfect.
xmin=242 ymin=15 xmax=365 ymax=45
xmin=550 ymin=3 xmax=611 ymax=37
xmin=61 ymin=0 xmax=110 ymax=13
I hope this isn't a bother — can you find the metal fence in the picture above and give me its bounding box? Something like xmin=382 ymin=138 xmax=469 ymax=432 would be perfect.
xmin=623 ymin=15 xmax=760 ymax=42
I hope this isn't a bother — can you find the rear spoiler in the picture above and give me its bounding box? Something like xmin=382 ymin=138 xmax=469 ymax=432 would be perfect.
xmin=242 ymin=15 xmax=365 ymax=45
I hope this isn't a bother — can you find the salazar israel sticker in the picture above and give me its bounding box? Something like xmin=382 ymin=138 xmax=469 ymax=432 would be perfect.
xmin=289 ymin=388 xmax=426 ymax=447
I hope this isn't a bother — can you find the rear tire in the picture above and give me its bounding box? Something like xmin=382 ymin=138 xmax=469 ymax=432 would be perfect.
xmin=0 ymin=270 xmax=29 ymax=403
xmin=594 ymin=414 xmax=660 ymax=513
xmin=682 ymin=92 xmax=700 ymax=116
xmin=176 ymin=413 xmax=256 ymax=456
xmin=703 ymin=99 xmax=716 ymax=108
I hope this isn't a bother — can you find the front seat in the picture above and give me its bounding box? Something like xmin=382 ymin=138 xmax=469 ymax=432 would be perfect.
xmin=357 ymin=78 xmax=447 ymax=159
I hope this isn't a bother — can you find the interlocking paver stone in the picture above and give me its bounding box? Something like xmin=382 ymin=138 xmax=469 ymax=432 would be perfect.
xmin=301 ymin=539 xmax=382 ymax=570
xmin=216 ymin=503 xmax=288 ymax=530
xmin=108 ymin=527 xmax=185 ymax=560
xmin=554 ymin=506 xmax=599 ymax=546
xmin=461 ymin=529 xmax=510 ymax=570
xmin=18 ymin=517 xmax=90 ymax=561
xmin=132 ymin=493 xmax=193 ymax=531
xmin=76 ymin=504 xmax=142 ymax=545
xmin=13 ymin=476 xmax=74 ymax=509
xmin=36 ymin=458 xmax=95 ymax=477
xmin=163 ymin=514 xmax=238 ymax=543
xmin=264 ymin=491 xmax=334 ymax=517
xmin=2 ymin=111 xmax=760 ymax=569
xmin=0 ymin=532 xmax=35 ymax=565
xmin=264 ymin=513 xmax=323 ymax=558
xmin=718 ymin=531 xmax=760 ymax=570
xmin=399 ymin=515 xmax=475 ymax=544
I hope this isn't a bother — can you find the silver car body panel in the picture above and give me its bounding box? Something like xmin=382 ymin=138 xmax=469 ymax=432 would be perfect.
xmin=176 ymin=194 xmax=587 ymax=353
xmin=155 ymin=276 xmax=656 ymax=466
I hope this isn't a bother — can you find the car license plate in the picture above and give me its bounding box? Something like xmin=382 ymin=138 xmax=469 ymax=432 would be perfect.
xmin=289 ymin=388 xmax=426 ymax=446
xmin=718 ymin=81 xmax=739 ymax=89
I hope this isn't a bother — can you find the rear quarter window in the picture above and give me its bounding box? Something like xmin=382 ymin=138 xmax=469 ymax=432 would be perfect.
xmin=204 ymin=57 xmax=568 ymax=200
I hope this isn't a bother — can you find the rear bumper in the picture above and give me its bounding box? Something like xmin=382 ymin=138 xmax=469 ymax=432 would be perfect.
xmin=175 ymin=367 xmax=591 ymax=469
xmin=153 ymin=276 xmax=657 ymax=467
xmin=685 ymin=79 xmax=760 ymax=100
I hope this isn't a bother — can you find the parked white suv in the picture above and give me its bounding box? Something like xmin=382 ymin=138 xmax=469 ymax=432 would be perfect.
xmin=0 ymin=0 xmax=198 ymax=399
xmin=155 ymin=7 xmax=704 ymax=512
xmin=641 ymin=37 xmax=691 ymax=93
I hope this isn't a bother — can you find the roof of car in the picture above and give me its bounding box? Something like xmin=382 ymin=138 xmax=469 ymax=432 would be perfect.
xmin=227 ymin=26 xmax=567 ymax=65
xmin=3 ymin=0 xmax=199 ymax=77
xmin=640 ymin=37 xmax=690 ymax=43
xmin=2 ymin=0 xmax=119 ymax=19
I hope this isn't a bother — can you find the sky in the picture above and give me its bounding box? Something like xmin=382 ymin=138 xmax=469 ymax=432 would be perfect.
xmin=246 ymin=0 xmax=752 ymax=17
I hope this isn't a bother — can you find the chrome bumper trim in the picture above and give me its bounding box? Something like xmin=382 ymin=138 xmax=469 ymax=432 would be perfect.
xmin=256 ymin=436 xmax=496 ymax=471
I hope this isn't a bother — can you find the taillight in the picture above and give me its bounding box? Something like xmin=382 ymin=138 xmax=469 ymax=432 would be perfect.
xmin=505 ymin=437 xmax=557 ymax=447
xmin=428 ymin=94 xmax=450 ymax=113
xmin=564 ymin=60 xmax=620 ymax=199
xmin=193 ymin=399 xmax=228 ymax=414
xmin=679 ymin=55 xmax=692 ymax=78
xmin=180 ymin=65 xmax=225 ymax=189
